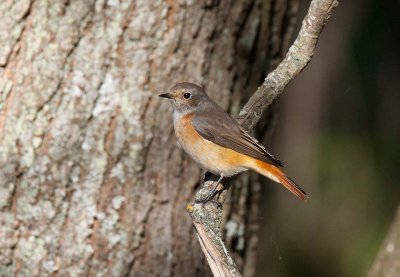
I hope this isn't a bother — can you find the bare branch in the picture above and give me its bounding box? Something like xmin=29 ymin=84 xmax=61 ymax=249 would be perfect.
xmin=188 ymin=0 xmax=339 ymax=276
xmin=193 ymin=221 xmax=239 ymax=277
xmin=239 ymin=0 xmax=339 ymax=131
xmin=368 ymin=205 xmax=400 ymax=277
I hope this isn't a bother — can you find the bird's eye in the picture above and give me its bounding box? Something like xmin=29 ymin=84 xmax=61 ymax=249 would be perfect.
xmin=183 ymin=93 xmax=191 ymax=99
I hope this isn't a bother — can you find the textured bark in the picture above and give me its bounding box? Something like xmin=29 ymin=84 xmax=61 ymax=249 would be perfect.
xmin=0 ymin=0 xmax=297 ymax=276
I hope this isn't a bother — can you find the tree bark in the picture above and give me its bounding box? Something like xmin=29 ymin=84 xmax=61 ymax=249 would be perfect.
xmin=0 ymin=0 xmax=298 ymax=276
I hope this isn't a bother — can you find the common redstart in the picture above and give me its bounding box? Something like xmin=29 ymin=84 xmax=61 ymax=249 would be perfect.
xmin=159 ymin=82 xmax=307 ymax=201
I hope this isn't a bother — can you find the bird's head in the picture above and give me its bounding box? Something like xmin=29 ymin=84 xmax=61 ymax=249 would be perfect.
xmin=159 ymin=82 xmax=209 ymax=113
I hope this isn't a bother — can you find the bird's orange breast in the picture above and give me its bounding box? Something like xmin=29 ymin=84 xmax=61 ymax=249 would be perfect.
xmin=174 ymin=112 xmax=253 ymax=176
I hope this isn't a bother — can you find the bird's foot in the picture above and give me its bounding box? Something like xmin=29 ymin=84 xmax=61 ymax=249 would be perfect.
xmin=195 ymin=174 xmax=224 ymax=205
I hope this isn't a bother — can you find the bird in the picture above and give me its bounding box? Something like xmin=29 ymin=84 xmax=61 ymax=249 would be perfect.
xmin=159 ymin=82 xmax=307 ymax=201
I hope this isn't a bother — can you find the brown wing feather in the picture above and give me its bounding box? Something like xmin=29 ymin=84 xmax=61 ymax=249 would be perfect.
xmin=192 ymin=103 xmax=283 ymax=167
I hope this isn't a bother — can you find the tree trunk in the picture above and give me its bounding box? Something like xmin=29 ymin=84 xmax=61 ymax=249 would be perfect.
xmin=0 ymin=0 xmax=298 ymax=276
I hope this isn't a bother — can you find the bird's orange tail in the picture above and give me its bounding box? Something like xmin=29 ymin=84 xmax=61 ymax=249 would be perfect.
xmin=250 ymin=160 xmax=308 ymax=201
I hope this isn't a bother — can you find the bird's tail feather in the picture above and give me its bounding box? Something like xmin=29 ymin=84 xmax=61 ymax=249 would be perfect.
xmin=251 ymin=160 xmax=308 ymax=201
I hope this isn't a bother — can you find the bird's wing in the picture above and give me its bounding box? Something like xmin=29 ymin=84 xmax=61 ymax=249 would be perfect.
xmin=192 ymin=106 xmax=283 ymax=167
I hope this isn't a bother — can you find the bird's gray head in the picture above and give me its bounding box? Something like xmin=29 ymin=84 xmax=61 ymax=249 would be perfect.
xmin=159 ymin=82 xmax=209 ymax=113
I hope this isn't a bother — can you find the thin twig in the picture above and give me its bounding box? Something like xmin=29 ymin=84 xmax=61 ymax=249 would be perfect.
xmin=238 ymin=0 xmax=339 ymax=131
xmin=188 ymin=0 xmax=339 ymax=276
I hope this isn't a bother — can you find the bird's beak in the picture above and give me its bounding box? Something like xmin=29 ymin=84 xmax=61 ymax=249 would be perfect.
xmin=159 ymin=93 xmax=172 ymax=99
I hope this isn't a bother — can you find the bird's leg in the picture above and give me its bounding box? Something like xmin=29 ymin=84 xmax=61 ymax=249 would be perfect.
xmin=196 ymin=174 xmax=224 ymax=204
xmin=208 ymin=174 xmax=224 ymax=199
xmin=216 ymin=174 xmax=224 ymax=185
